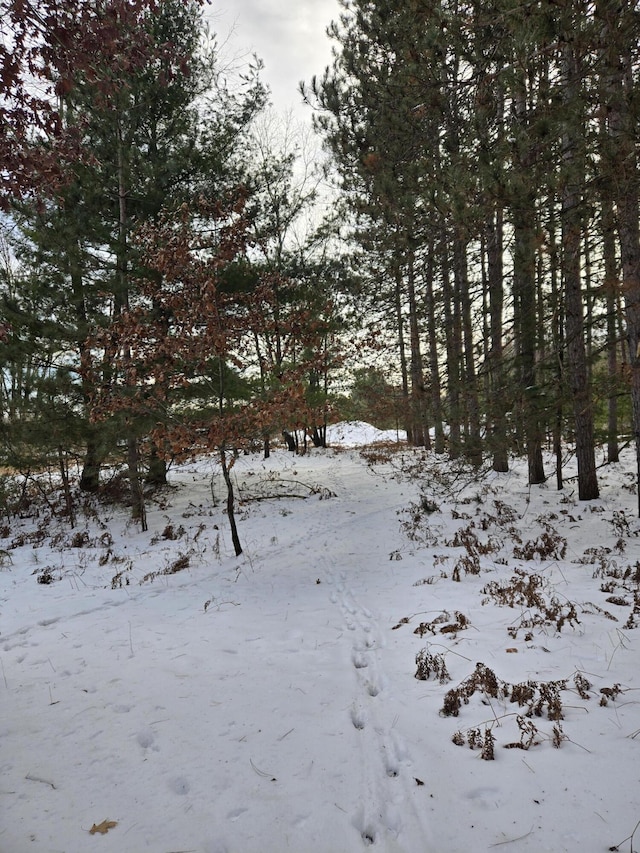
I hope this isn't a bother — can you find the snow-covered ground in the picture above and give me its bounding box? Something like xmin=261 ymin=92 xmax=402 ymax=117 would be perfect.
xmin=1 ymin=423 xmax=639 ymax=853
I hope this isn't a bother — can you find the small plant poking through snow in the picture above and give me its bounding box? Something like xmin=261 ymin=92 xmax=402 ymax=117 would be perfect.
xmin=481 ymin=569 xmax=580 ymax=634
xmin=140 ymin=552 xmax=191 ymax=584
xmin=513 ymin=530 xmax=567 ymax=561
xmin=414 ymin=648 xmax=451 ymax=683
xmin=452 ymin=725 xmax=496 ymax=759
xmin=414 ymin=610 xmax=470 ymax=637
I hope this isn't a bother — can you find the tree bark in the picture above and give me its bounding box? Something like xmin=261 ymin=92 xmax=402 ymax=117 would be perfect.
xmin=511 ymin=79 xmax=545 ymax=485
xmin=424 ymin=239 xmax=446 ymax=454
xmin=487 ymin=206 xmax=509 ymax=471
xmin=598 ymin=0 xmax=640 ymax=512
xmin=455 ymin=228 xmax=481 ymax=466
xmin=561 ymin=38 xmax=599 ymax=500
xmin=221 ymin=447 xmax=242 ymax=556
xmin=441 ymin=225 xmax=462 ymax=459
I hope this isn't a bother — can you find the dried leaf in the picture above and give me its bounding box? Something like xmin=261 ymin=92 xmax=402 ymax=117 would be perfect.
xmin=506 ymin=647 xmax=518 ymax=653
xmin=89 ymin=819 xmax=118 ymax=835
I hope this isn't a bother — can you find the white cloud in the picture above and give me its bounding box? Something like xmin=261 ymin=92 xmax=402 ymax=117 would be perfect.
xmin=208 ymin=0 xmax=340 ymax=115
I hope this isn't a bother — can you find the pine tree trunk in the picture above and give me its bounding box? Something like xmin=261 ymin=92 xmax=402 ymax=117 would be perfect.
xmin=561 ymin=39 xmax=599 ymax=501
xmin=406 ymin=252 xmax=428 ymax=448
xmin=145 ymin=446 xmax=167 ymax=487
xmin=127 ymin=434 xmax=147 ymax=531
xmin=424 ymin=242 xmax=446 ymax=454
xmin=547 ymin=200 xmax=564 ymax=490
xmin=487 ymin=206 xmax=509 ymax=472
xmin=599 ymin=172 xmax=620 ymax=462
xmin=393 ymin=262 xmax=412 ymax=443
xmin=455 ymin=229 xmax=481 ymax=466
xmin=117 ymin=118 xmax=147 ymax=528
xmin=80 ymin=436 xmax=103 ymax=492
xmin=598 ymin=0 xmax=640 ymax=512
xmin=512 ymin=77 xmax=545 ymax=485
xmin=441 ymin=227 xmax=461 ymax=459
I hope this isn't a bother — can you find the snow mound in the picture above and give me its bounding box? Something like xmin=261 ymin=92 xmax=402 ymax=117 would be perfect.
xmin=326 ymin=420 xmax=406 ymax=447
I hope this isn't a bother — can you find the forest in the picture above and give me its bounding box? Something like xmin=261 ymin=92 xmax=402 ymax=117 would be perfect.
xmin=3 ymin=5 xmax=640 ymax=850
xmin=1 ymin=0 xmax=640 ymax=520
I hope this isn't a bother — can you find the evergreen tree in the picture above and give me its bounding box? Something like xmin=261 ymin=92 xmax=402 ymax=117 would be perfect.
xmin=4 ymin=0 xmax=267 ymax=507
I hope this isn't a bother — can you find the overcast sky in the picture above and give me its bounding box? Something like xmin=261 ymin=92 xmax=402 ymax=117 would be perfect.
xmin=207 ymin=0 xmax=342 ymax=117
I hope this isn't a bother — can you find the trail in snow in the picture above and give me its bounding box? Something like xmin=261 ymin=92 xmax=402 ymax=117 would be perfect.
xmin=2 ymin=441 xmax=640 ymax=852
xmin=325 ymin=562 xmax=433 ymax=851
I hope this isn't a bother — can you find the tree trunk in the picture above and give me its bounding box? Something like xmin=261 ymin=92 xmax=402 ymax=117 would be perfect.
xmin=393 ymin=261 xmax=412 ymax=443
xmin=117 ymin=118 xmax=147 ymax=528
xmin=146 ymin=447 xmax=167 ymax=487
xmin=80 ymin=435 xmax=103 ymax=492
xmin=547 ymin=198 xmax=564 ymax=490
xmin=406 ymin=251 xmax=429 ymax=448
xmin=221 ymin=447 xmax=242 ymax=556
xmin=441 ymin=226 xmax=461 ymax=459
xmin=455 ymin=228 xmax=481 ymax=466
xmin=487 ymin=206 xmax=509 ymax=471
xmin=127 ymin=434 xmax=147 ymax=531
xmin=561 ymin=38 xmax=599 ymax=500
xmin=511 ymin=78 xmax=545 ymax=485
xmin=602 ymin=186 xmax=620 ymax=463
xmin=598 ymin=0 xmax=640 ymax=512
xmin=424 ymin=240 xmax=446 ymax=454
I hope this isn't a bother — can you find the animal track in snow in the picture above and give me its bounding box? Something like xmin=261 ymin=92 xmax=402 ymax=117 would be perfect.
xmin=136 ymin=728 xmax=158 ymax=751
xmin=169 ymin=775 xmax=190 ymax=796
xmin=365 ymin=679 xmax=381 ymax=697
xmin=351 ymin=705 xmax=367 ymax=730
xmin=326 ymin=561 xmax=431 ymax=848
xmin=352 ymin=651 xmax=368 ymax=669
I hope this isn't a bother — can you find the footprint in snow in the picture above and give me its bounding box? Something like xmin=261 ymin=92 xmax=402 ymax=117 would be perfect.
xmin=366 ymin=679 xmax=381 ymax=697
xmin=352 ymin=651 xmax=368 ymax=669
xmin=351 ymin=706 xmax=367 ymax=730
xmin=169 ymin=775 xmax=190 ymax=796
xmin=136 ymin=728 xmax=158 ymax=751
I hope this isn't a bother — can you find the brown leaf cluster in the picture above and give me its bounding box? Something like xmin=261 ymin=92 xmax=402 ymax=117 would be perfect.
xmin=87 ymin=193 xmax=337 ymax=460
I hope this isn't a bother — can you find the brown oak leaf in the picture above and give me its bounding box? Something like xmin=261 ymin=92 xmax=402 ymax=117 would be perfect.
xmin=89 ymin=819 xmax=118 ymax=835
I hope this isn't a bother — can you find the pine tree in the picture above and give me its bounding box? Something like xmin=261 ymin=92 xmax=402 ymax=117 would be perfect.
xmin=4 ymin=0 xmax=267 ymax=507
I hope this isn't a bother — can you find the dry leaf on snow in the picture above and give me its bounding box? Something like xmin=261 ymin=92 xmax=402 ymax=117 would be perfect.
xmin=88 ymin=819 xmax=118 ymax=835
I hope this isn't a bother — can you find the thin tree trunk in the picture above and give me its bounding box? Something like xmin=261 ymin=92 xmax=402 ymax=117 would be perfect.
xmin=393 ymin=262 xmax=412 ymax=443
xmin=487 ymin=206 xmax=509 ymax=472
xmin=441 ymin=227 xmax=461 ymax=459
xmin=601 ymin=185 xmax=620 ymax=462
xmin=58 ymin=446 xmax=75 ymax=527
xmin=424 ymin=240 xmax=446 ymax=454
xmin=599 ymin=0 xmax=640 ymax=512
xmin=406 ymin=251 xmax=428 ymax=447
xmin=561 ymin=39 xmax=599 ymax=500
xmin=547 ymin=198 xmax=564 ymax=490
xmin=512 ymin=81 xmax=545 ymax=485
xmin=455 ymin=228 xmax=481 ymax=466
xmin=127 ymin=433 xmax=147 ymax=530
xmin=146 ymin=446 xmax=167 ymax=486
xmin=117 ymin=119 xmax=147 ymax=529
xmin=221 ymin=447 xmax=242 ymax=556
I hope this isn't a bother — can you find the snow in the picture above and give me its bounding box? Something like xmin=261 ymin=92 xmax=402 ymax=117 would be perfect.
xmin=1 ymin=425 xmax=639 ymax=853
xmin=326 ymin=420 xmax=406 ymax=447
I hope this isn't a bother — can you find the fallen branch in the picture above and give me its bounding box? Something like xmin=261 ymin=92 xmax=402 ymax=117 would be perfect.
xmin=250 ymin=758 xmax=276 ymax=781
xmin=610 ymin=816 xmax=640 ymax=852
xmin=25 ymin=773 xmax=56 ymax=789
xmin=489 ymin=826 xmax=534 ymax=847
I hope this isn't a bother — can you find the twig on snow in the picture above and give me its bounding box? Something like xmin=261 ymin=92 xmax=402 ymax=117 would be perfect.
xmin=25 ymin=773 xmax=56 ymax=789
xmin=489 ymin=826 xmax=534 ymax=847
